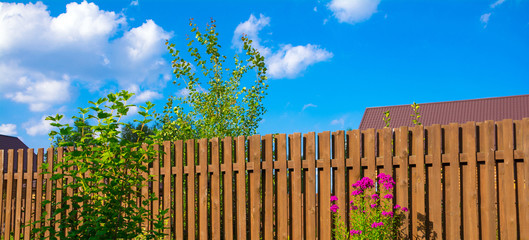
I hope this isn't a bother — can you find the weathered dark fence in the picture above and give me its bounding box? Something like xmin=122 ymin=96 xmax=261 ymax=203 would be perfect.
xmin=0 ymin=118 xmax=528 ymax=239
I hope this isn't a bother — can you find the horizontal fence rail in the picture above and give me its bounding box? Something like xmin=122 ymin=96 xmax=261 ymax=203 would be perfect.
xmin=0 ymin=118 xmax=528 ymax=239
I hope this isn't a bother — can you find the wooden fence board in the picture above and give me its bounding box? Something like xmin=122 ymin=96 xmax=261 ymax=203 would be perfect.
xmin=395 ymin=126 xmax=409 ymax=238
xmin=174 ymin=140 xmax=184 ymax=240
xmin=363 ymin=129 xmax=376 ymax=182
xmin=14 ymin=149 xmax=24 ymax=240
xmin=478 ymin=120 xmax=497 ymax=240
xmin=318 ymin=131 xmax=331 ymax=240
xmin=520 ymin=118 xmax=529 ymax=239
xmin=153 ymin=144 xmax=160 ymax=233
xmin=347 ymin=129 xmax=361 ymax=226
xmin=500 ymin=119 xmax=518 ymax=239
xmin=262 ymin=134 xmax=274 ymax=240
xmin=210 ymin=138 xmax=221 ymax=240
xmin=276 ymin=134 xmax=288 ymax=240
xmin=426 ymin=124 xmax=443 ymax=239
xmin=4 ymin=150 xmax=14 ymax=240
xmin=54 ymin=148 xmax=63 ymax=235
xmin=411 ymin=125 xmax=426 ymax=239
xmin=462 ymin=122 xmax=480 ymax=239
xmin=162 ymin=141 xmax=171 ymax=239
xmin=235 ymin=136 xmax=247 ymax=240
xmin=304 ymin=132 xmax=316 ymax=240
xmin=23 ymin=149 xmax=34 ymax=240
xmin=446 ymin=123 xmax=461 ymax=239
xmin=290 ymin=133 xmax=303 ymax=240
xmin=44 ymin=149 xmax=53 ymax=239
xmin=0 ymin=150 xmax=4 ymax=236
xmin=198 ymin=139 xmax=208 ymax=240
xmin=249 ymin=135 xmax=261 ymax=240
xmin=332 ymin=131 xmax=346 ymax=226
xmin=222 ymin=137 xmax=234 ymax=239
xmin=186 ymin=139 xmax=196 ymax=240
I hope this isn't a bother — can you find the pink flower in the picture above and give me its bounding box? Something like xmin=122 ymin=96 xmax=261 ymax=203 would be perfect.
xmin=330 ymin=204 xmax=339 ymax=212
xmin=378 ymin=173 xmax=396 ymax=190
xmin=402 ymin=207 xmax=408 ymax=212
xmin=370 ymin=204 xmax=377 ymax=208
xmin=330 ymin=195 xmax=338 ymax=202
xmin=350 ymin=229 xmax=362 ymax=235
xmin=371 ymin=193 xmax=379 ymax=200
xmin=394 ymin=204 xmax=401 ymax=210
xmin=382 ymin=211 xmax=394 ymax=217
xmin=371 ymin=222 xmax=384 ymax=228
xmin=383 ymin=194 xmax=393 ymax=199
xmin=351 ymin=205 xmax=358 ymax=210
xmin=352 ymin=177 xmax=374 ymax=190
xmin=351 ymin=190 xmax=363 ymax=196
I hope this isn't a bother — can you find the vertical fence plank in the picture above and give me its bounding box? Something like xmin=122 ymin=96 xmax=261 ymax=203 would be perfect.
xmin=318 ymin=131 xmax=331 ymax=240
xmin=186 ymin=139 xmax=196 ymax=240
xmin=382 ymin=128 xmax=393 ymax=177
xmin=411 ymin=125 xmax=426 ymax=239
xmin=249 ymin=135 xmax=261 ymax=240
xmin=235 ymin=136 xmax=247 ymax=240
xmin=363 ymin=129 xmax=376 ymax=182
xmin=14 ymin=149 xmax=24 ymax=240
xmin=426 ymin=124 xmax=443 ymax=239
xmin=520 ymin=118 xmax=529 ymax=238
xmin=35 ymin=149 xmax=44 ymax=234
xmin=446 ymin=123 xmax=461 ymax=239
xmin=500 ymin=119 xmax=518 ymax=239
xmin=4 ymin=150 xmax=14 ymax=240
xmin=152 ymin=144 xmax=160 ymax=233
xmin=44 ymin=148 xmax=53 ymax=239
xmin=479 ymin=121 xmax=497 ymax=240
xmin=395 ymin=126 xmax=409 ymax=238
xmin=65 ymin=146 xmax=74 ymax=236
xmin=290 ymin=133 xmax=303 ymax=240
xmin=263 ymin=135 xmax=275 ymax=238
xmin=262 ymin=134 xmax=274 ymax=240
xmin=162 ymin=141 xmax=171 ymax=239
xmin=222 ymin=137 xmax=234 ymax=239
xmin=23 ymin=149 xmax=34 ymax=240
xmin=0 ymin=150 xmax=4 ymax=237
xmin=276 ymin=134 xmax=288 ymax=240
xmin=462 ymin=122 xmax=480 ymax=239
xmin=332 ymin=131 xmax=346 ymax=226
xmin=174 ymin=140 xmax=184 ymax=239
xmin=304 ymin=132 xmax=316 ymax=240
xmin=141 ymin=144 xmax=150 ymax=231
xmin=54 ymin=147 xmax=64 ymax=235
xmin=197 ymin=139 xmax=208 ymax=240
xmin=347 ymin=130 xmax=361 ymax=216
xmin=210 ymin=138 xmax=221 ymax=240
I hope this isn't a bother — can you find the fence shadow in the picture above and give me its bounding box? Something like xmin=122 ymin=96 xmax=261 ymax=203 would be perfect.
xmin=417 ymin=213 xmax=439 ymax=240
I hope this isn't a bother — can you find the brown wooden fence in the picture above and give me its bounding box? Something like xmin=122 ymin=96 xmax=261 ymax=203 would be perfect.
xmin=0 ymin=118 xmax=528 ymax=239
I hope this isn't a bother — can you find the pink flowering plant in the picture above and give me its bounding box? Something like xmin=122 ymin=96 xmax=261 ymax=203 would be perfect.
xmin=330 ymin=173 xmax=407 ymax=239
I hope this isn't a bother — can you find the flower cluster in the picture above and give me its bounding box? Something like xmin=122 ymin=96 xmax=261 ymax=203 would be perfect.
xmin=330 ymin=173 xmax=407 ymax=239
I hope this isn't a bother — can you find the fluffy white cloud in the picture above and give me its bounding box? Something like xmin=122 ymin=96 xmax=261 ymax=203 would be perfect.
xmin=233 ymin=14 xmax=332 ymax=79
xmin=302 ymin=103 xmax=317 ymax=111
xmin=0 ymin=124 xmax=17 ymax=135
xmin=481 ymin=13 xmax=492 ymax=26
xmin=25 ymin=116 xmax=53 ymax=136
xmin=490 ymin=0 xmax=506 ymax=8
xmin=127 ymin=84 xmax=162 ymax=104
xmin=330 ymin=116 xmax=347 ymax=128
xmin=268 ymin=44 xmax=333 ymax=79
xmin=327 ymin=0 xmax=380 ymax=24
xmin=0 ymin=1 xmax=171 ymax=111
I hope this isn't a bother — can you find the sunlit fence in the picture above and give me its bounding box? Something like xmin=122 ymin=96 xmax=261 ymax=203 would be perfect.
xmin=1 ymin=118 xmax=528 ymax=239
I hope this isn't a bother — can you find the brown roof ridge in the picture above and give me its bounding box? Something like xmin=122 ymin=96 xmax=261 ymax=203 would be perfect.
xmin=365 ymin=94 xmax=529 ymax=110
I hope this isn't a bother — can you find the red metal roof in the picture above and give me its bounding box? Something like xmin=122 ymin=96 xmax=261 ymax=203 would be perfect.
xmin=359 ymin=94 xmax=529 ymax=130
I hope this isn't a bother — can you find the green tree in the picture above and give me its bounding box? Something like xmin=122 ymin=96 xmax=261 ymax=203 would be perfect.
xmin=52 ymin=118 xmax=92 ymax=147
xmin=159 ymin=18 xmax=268 ymax=141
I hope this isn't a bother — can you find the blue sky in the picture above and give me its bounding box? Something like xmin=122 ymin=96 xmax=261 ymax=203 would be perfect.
xmin=0 ymin=0 xmax=528 ymax=149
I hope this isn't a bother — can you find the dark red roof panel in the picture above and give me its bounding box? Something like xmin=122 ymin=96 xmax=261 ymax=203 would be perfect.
xmin=359 ymin=94 xmax=529 ymax=130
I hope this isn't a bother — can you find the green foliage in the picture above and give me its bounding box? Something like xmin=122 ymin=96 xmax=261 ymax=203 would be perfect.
xmin=382 ymin=110 xmax=391 ymax=128
xmin=121 ymin=122 xmax=157 ymax=144
xmin=159 ymin=18 xmax=268 ymax=141
xmin=52 ymin=119 xmax=92 ymax=147
xmin=410 ymin=102 xmax=421 ymax=126
xmin=33 ymin=91 xmax=166 ymax=240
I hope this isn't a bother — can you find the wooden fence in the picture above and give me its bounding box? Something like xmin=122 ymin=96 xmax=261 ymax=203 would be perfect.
xmin=0 ymin=118 xmax=528 ymax=239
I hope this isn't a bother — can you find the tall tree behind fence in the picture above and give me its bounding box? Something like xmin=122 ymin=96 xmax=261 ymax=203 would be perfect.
xmin=0 ymin=118 xmax=528 ymax=239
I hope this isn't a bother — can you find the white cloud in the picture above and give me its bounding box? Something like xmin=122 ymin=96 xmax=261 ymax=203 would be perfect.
xmin=481 ymin=13 xmax=492 ymax=27
xmin=25 ymin=116 xmax=53 ymax=136
xmin=176 ymin=88 xmax=191 ymax=97
xmin=127 ymin=84 xmax=162 ymax=104
xmin=233 ymin=14 xmax=333 ymax=79
xmin=327 ymin=0 xmax=380 ymax=24
xmin=268 ymin=44 xmax=333 ymax=79
xmin=232 ymin=14 xmax=271 ymax=56
xmin=0 ymin=1 xmax=171 ymax=111
xmin=314 ymin=7 xmax=318 ymax=12
xmin=0 ymin=124 xmax=17 ymax=135
xmin=331 ymin=116 xmax=347 ymax=128
xmin=302 ymin=103 xmax=317 ymax=111
xmin=130 ymin=0 xmax=139 ymax=6
xmin=490 ymin=0 xmax=506 ymax=8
